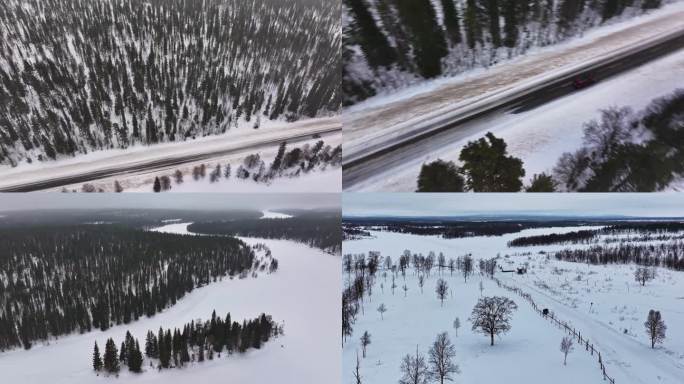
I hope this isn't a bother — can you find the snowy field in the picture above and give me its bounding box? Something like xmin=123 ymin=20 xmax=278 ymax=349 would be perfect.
xmin=343 ymin=227 xmax=684 ymax=383
xmin=0 ymin=223 xmax=341 ymax=384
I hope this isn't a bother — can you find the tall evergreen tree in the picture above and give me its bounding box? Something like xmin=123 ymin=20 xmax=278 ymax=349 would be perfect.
xmin=93 ymin=341 xmax=103 ymax=372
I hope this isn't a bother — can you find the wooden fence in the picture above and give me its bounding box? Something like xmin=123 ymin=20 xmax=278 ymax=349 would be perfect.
xmin=491 ymin=277 xmax=616 ymax=384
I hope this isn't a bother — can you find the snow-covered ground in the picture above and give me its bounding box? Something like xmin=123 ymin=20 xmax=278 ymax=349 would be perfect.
xmin=347 ymin=47 xmax=684 ymax=191
xmin=0 ymin=116 xmax=340 ymax=192
xmin=0 ymin=223 xmax=341 ymax=384
xmin=343 ymin=227 xmax=684 ymax=383
xmin=260 ymin=210 xmax=293 ymax=219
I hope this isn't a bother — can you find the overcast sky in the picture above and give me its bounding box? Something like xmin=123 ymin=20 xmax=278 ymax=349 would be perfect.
xmin=344 ymin=193 xmax=684 ymax=218
xmin=0 ymin=193 xmax=339 ymax=212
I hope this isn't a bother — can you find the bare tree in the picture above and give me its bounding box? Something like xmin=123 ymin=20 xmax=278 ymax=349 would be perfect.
xmin=353 ymin=351 xmax=362 ymax=384
xmin=377 ymin=303 xmax=387 ymax=320
xmin=418 ymin=275 xmax=425 ymax=294
xmin=360 ymin=331 xmax=371 ymax=358
xmin=560 ymin=336 xmax=574 ymax=365
xmin=452 ymin=318 xmax=460 ymax=337
xmin=435 ymin=279 xmax=448 ymax=307
xmin=634 ymin=267 xmax=655 ymax=286
xmin=160 ymin=175 xmax=172 ymax=191
xmin=173 ymin=169 xmax=184 ymax=184
xmin=448 ymin=259 xmax=455 ymax=276
xmin=479 ymin=280 xmax=484 ymax=296
xmin=469 ymin=296 xmax=518 ymax=346
xmin=399 ymin=346 xmax=429 ymax=384
xmin=403 ymin=284 xmax=409 ymax=297
xmin=462 ymin=255 xmax=473 ymax=283
xmin=437 ymin=253 xmax=446 ymax=274
xmin=644 ymin=310 xmax=666 ymax=348
xmin=428 ymin=332 xmax=459 ymax=384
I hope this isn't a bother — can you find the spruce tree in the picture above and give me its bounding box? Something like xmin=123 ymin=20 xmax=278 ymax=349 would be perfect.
xmin=103 ymin=338 xmax=120 ymax=373
xmin=93 ymin=341 xmax=103 ymax=371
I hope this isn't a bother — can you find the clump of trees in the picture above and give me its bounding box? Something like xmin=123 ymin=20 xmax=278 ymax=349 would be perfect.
xmin=469 ymin=296 xmax=518 ymax=346
xmin=634 ymin=267 xmax=656 ymax=286
xmin=417 ymin=133 xmax=526 ymax=192
xmin=398 ymin=333 xmax=459 ymax=384
xmin=554 ymin=89 xmax=684 ymax=191
xmin=151 ymin=140 xmax=342 ymax=192
xmin=92 ymin=311 xmax=279 ymax=375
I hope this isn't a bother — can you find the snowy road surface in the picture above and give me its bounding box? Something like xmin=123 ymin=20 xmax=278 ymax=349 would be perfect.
xmin=0 ymin=223 xmax=341 ymax=384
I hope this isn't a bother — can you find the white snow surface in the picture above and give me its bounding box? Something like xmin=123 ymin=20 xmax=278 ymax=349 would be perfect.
xmin=260 ymin=210 xmax=293 ymax=219
xmin=0 ymin=223 xmax=341 ymax=384
xmin=343 ymin=227 xmax=684 ymax=384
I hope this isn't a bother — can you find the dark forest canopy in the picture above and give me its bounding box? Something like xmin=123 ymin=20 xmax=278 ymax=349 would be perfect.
xmin=0 ymin=225 xmax=278 ymax=351
xmin=508 ymin=222 xmax=684 ymax=247
xmin=94 ymin=310 xmax=279 ymax=374
xmin=343 ymin=0 xmax=664 ymax=105
xmin=0 ymin=0 xmax=341 ymax=165
xmin=188 ymin=213 xmax=342 ymax=254
xmin=554 ymin=242 xmax=684 ymax=271
xmin=0 ymin=208 xmax=262 ymax=229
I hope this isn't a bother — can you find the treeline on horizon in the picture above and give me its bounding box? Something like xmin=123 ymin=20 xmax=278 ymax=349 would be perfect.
xmin=0 ymin=225 xmax=278 ymax=351
xmin=508 ymin=222 xmax=684 ymax=247
xmin=189 ymin=215 xmax=342 ymax=254
xmin=93 ymin=310 xmax=279 ymax=375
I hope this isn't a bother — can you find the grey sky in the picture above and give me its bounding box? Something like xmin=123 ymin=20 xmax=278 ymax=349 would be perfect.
xmin=0 ymin=193 xmax=339 ymax=212
xmin=343 ymin=193 xmax=684 ymax=218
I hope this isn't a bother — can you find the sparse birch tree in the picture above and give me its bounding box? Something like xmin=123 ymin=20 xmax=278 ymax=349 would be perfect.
xmin=436 ymin=279 xmax=448 ymax=307
xmin=560 ymin=336 xmax=573 ymax=365
xmin=428 ymin=332 xmax=459 ymax=384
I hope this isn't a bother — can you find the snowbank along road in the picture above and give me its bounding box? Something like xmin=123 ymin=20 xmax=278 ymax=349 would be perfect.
xmin=0 ymin=117 xmax=340 ymax=192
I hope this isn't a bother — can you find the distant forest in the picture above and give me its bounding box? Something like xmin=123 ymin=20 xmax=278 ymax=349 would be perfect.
xmin=0 ymin=225 xmax=278 ymax=351
xmin=189 ymin=213 xmax=342 ymax=254
xmin=342 ymin=219 xmax=607 ymax=239
xmin=508 ymin=222 xmax=684 ymax=246
xmin=344 ymin=0 xmax=664 ymax=104
xmin=0 ymin=0 xmax=340 ymax=165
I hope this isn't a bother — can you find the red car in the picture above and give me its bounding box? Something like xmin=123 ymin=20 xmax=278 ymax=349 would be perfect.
xmin=572 ymin=74 xmax=596 ymax=89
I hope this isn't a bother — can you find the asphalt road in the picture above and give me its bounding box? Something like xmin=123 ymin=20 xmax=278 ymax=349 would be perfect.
xmin=342 ymin=29 xmax=684 ymax=190
xmin=0 ymin=126 xmax=340 ymax=192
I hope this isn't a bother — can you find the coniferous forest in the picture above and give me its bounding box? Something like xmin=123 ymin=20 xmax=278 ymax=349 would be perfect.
xmin=92 ymin=311 xmax=280 ymax=375
xmin=189 ymin=212 xmax=342 ymax=254
xmin=343 ymin=0 xmax=665 ymax=104
xmin=0 ymin=225 xmax=279 ymax=351
xmin=0 ymin=0 xmax=341 ymax=165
